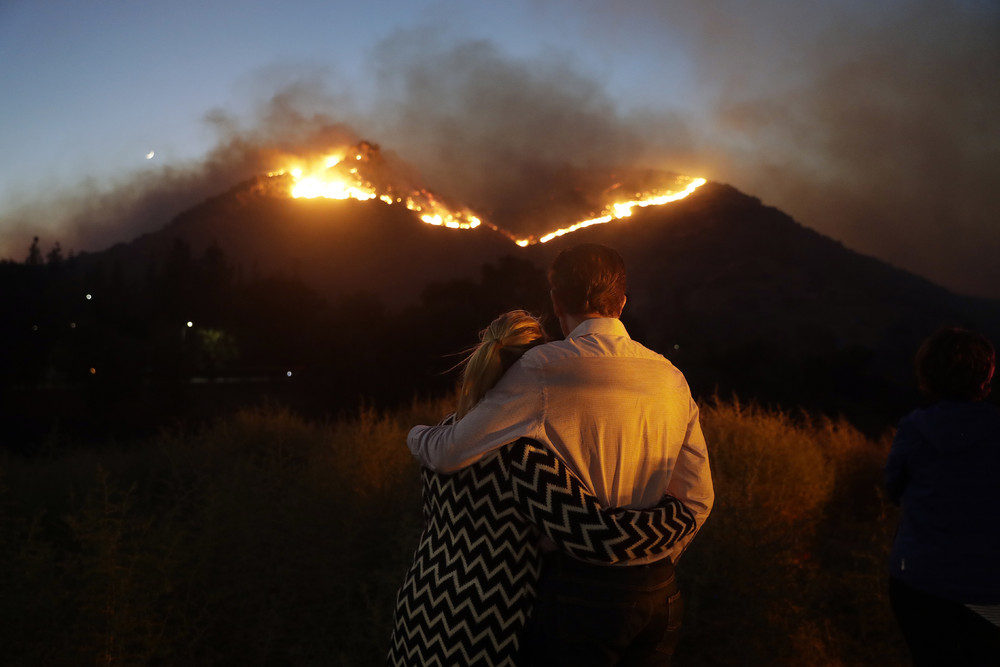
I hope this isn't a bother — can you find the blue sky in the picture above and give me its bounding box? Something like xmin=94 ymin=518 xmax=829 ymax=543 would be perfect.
xmin=0 ymin=1 xmax=694 ymax=190
xmin=2 ymin=0 xmax=998 ymax=296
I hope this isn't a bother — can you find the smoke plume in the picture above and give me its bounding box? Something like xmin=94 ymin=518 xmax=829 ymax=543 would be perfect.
xmin=4 ymin=0 xmax=998 ymax=298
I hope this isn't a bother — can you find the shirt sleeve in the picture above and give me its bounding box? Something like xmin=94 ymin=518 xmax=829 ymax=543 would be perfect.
xmin=662 ymin=398 xmax=715 ymax=560
xmin=506 ymin=438 xmax=697 ymax=564
xmin=407 ymin=359 xmax=546 ymax=472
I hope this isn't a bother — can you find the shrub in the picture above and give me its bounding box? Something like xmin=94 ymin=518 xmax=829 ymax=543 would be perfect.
xmin=0 ymin=396 xmax=905 ymax=665
xmin=676 ymin=398 xmax=904 ymax=666
xmin=0 ymin=400 xmax=438 ymax=665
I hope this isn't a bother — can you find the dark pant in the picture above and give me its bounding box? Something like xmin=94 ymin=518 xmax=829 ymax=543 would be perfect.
xmin=520 ymin=553 xmax=682 ymax=666
xmin=889 ymin=576 xmax=1000 ymax=667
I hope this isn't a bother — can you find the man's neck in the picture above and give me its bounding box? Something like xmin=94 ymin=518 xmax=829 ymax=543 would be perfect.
xmin=560 ymin=312 xmax=607 ymax=337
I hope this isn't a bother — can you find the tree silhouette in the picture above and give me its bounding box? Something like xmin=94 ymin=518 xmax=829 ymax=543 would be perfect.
xmin=25 ymin=237 xmax=42 ymax=266
xmin=46 ymin=242 xmax=63 ymax=266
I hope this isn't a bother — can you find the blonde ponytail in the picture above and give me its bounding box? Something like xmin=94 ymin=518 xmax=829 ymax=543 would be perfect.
xmin=455 ymin=310 xmax=547 ymax=419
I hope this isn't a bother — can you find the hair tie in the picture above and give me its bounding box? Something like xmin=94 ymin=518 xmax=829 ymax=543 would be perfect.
xmin=483 ymin=334 xmax=504 ymax=349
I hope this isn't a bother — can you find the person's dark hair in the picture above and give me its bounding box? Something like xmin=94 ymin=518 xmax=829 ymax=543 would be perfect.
xmin=548 ymin=243 xmax=627 ymax=317
xmin=915 ymin=327 xmax=996 ymax=401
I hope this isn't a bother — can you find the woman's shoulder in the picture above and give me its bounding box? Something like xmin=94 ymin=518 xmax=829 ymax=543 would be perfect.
xmin=898 ymin=400 xmax=1000 ymax=444
xmin=921 ymin=399 xmax=1000 ymax=422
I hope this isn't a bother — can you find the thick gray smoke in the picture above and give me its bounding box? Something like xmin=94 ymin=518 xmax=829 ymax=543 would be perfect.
xmin=657 ymin=0 xmax=1000 ymax=298
xmin=5 ymin=0 xmax=998 ymax=298
xmin=360 ymin=34 xmax=704 ymax=237
xmin=0 ymin=86 xmax=362 ymax=261
xmin=357 ymin=1 xmax=1000 ymax=297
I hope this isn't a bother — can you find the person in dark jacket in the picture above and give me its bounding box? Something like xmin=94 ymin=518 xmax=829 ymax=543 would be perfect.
xmin=885 ymin=326 xmax=1000 ymax=666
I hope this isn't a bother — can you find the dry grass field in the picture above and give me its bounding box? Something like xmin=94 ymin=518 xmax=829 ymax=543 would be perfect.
xmin=0 ymin=397 xmax=907 ymax=665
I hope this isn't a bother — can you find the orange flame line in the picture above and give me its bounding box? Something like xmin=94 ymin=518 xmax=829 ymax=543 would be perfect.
xmin=271 ymin=162 xmax=704 ymax=243
xmin=514 ymin=177 xmax=706 ymax=246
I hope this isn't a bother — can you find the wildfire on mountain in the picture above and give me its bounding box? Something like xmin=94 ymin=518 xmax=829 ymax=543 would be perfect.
xmin=268 ymin=141 xmax=705 ymax=245
xmin=514 ymin=177 xmax=707 ymax=246
xmin=267 ymin=141 xmax=482 ymax=230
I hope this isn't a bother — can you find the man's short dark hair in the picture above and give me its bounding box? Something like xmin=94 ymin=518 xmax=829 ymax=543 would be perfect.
xmin=915 ymin=327 xmax=996 ymax=401
xmin=548 ymin=243 xmax=627 ymax=317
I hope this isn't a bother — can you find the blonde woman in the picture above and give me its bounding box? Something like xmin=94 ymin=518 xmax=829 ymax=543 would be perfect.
xmin=387 ymin=310 xmax=697 ymax=666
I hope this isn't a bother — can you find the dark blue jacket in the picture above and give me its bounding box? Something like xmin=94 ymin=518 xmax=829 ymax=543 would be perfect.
xmin=885 ymin=400 xmax=1000 ymax=604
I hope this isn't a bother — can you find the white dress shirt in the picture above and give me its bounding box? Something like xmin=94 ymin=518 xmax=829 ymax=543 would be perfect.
xmin=408 ymin=318 xmax=714 ymax=563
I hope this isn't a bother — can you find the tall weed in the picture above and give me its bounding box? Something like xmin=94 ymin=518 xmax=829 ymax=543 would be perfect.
xmin=676 ymin=398 xmax=903 ymax=666
xmin=0 ymin=396 xmax=905 ymax=665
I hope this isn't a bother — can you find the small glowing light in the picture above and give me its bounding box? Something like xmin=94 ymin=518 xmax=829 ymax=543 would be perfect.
xmin=186 ymin=321 xmax=193 ymax=328
xmin=286 ymin=371 xmax=293 ymax=377
xmin=32 ymin=324 xmax=39 ymax=331
xmin=85 ymin=294 xmax=92 ymax=300
xmin=146 ymin=150 xmax=155 ymax=160
xmin=674 ymin=344 xmax=681 ymax=350
xmin=89 ymin=367 xmax=97 ymax=374
xmin=70 ymin=322 xmax=76 ymax=329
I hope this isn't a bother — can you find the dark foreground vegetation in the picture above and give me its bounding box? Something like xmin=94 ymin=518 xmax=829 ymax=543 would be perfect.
xmin=0 ymin=398 xmax=908 ymax=666
xmin=5 ymin=225 xmax=972 ymax=453
xmin=0 ymin=237 xmax=552 ymax=450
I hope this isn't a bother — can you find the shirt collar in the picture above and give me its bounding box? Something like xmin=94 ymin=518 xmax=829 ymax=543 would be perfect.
xmin=566 ymin=317 xmax=630 ymax=339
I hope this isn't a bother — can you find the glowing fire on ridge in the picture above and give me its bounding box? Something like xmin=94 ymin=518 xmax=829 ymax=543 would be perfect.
xmin=513 ymin=177 xmax=707 ymax=246
xmin=268 ymin=147 xmax=482 ymax=230
xmin=268 ymin=144 xmax=706 ymax=243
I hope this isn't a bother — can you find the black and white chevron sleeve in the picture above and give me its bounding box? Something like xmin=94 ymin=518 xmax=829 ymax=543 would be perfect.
xmin=505 ymin=437 xmax=697 ymax=564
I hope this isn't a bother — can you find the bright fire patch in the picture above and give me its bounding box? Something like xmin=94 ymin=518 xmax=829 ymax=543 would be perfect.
xmin=268 ymin=147 xmax=481 ymax=230
xmin=515 ymin=177 xmax=707 ymax=246
xmin=269 ymin=144 xmax=705 ymax=244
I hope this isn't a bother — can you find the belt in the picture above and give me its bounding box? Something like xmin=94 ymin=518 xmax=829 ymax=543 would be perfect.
xmin=542 ymin=551 xmax=676 ymax=583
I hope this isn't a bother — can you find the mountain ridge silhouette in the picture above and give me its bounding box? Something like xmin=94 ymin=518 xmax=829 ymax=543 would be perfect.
xmin=72 ymin=175 xmax=1000 ymax=427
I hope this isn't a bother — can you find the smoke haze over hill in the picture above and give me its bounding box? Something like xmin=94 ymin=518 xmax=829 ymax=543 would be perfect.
xmin=1 ymin=0 xmax=997 ymax=296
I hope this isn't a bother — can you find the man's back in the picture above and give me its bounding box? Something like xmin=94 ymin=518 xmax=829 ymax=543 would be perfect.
xmin=516 ymin=319 xmax=706 ymax=510
xmin=409 ymin=318 xmax=713 ymax=563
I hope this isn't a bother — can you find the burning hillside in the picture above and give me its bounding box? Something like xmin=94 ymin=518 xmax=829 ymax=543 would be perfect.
xmin=261 ymin=140 xmax=705 ymax=246
xmin=266 ymin=141 xmax=485 ymax=232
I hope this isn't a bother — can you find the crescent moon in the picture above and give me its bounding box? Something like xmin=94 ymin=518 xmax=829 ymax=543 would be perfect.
xmin=146 ymin=150 xmax=155 ymax=160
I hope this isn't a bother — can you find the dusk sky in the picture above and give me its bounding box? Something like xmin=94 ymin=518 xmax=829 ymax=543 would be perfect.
xmin=2 ymin=0 xmax=998 ymax=297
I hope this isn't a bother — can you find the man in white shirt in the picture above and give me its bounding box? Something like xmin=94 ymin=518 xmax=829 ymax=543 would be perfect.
xmin=408 ymin=243 xmax=714 ymax=664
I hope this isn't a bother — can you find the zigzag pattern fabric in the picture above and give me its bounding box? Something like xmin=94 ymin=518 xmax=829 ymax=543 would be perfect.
xmin=387 ymin=437 xmax=696 ymax=667
xmin=509 ymin=443 xmax=697 ymax=563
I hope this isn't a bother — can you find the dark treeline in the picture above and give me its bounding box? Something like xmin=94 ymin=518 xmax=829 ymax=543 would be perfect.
xmin=6 ymin=228 xmax=986 ymax=452
xmin=1 ymin=237 xmax=553 ymax=451
xmin=0 ymin=237 xmax=917 ymax=665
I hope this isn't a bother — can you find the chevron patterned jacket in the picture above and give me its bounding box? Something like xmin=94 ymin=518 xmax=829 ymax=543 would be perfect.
xmin=386 ymin=436 xmax=697 ymax=666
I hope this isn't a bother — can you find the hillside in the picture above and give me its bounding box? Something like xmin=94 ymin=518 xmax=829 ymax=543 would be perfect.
xmin=10 ymin=175 xmax=1000 ymax=440
xmin=88 ymin=176 xmax=517 ymax=308
xmin=526 ymin=183 xmax=1000 ymax=421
